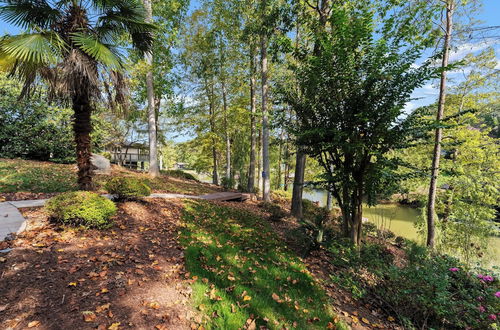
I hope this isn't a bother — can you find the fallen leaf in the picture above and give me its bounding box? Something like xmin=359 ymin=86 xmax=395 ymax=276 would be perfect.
xmin=96 ymin=303 xmax=110 ymax=313
xmin=108 ymin=322 xmax=121 ymax=330
xmin=155 ymin=324 xmax=168 ymax=330
xmin=28 ymin=320 xmax=41 ymax=328
xmin=388 ymin=316 xmax=395 ymax=322
xmin=149 ymin=301 xmax=161 ymax=309
xmin=362 ymin=317 xmax=370 ymax=325
xmin=243 ymin=295 xmax=252 ymax=301
xmin=68 ymin=282 xmax=77 ymax=287
xmin=82 ymin=311 xmax=96 ymax=322
xmin=351 ymin=316 xmax=359 ymax=324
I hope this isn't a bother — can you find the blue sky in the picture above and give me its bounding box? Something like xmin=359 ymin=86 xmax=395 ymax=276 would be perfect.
xmin=0 ymin=0 xmax=499 ymax=121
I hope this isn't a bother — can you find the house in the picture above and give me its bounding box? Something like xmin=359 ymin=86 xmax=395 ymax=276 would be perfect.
xmin=107 ymin=143 xmax=150 ymax=170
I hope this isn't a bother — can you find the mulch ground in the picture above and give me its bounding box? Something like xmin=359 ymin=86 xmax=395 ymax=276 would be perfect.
xmin=0 ymin=199 xmax=199 ymax=330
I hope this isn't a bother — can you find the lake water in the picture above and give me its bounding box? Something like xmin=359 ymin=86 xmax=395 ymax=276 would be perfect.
xmin=300 ymin=187 xmax=500 ymax=269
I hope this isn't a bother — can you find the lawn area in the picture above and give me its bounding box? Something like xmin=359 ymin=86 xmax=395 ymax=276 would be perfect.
xmin=180 ymin=200 xmax=342 ymax=329
xmin=0 ymin=158 xmax=220 ymax=199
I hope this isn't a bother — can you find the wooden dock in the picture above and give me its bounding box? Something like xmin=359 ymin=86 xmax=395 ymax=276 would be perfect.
xmin=199 ymin=192 xmax=252 ymax=202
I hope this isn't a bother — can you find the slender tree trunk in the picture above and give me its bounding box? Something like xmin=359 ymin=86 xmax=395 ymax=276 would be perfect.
xmin=247 ymin=48 xmax=257 ymax=193
xmin=257 ymin=128 xmax=263 ymax=194
xmin=222 ymin=80 xmax=231 ymax=186
xmin=72 ymin=86 xmax=93 ymax=191
xmin=426 ymin=1 xmax=454 ymax=249
xmin=260 ymin=31 xmax=271 ymax=202
xmin=326 ymin=190 xmax=332 ymax=210
xmin=143 ymin=0 xmax=159 ymax=177
xmin=276 ymin=130 xmax=284 ymax=190
xmin=291 ymin=148 xmax=306 ymax=218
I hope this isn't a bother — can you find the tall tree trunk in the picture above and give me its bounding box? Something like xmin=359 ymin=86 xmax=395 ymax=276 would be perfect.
xmin=257 ymin=128 xmax=263 ymax=194
xmin=276 ymin=129 xmax=284 ymax=190
xmin=426 ymin=0 xmax=454 ymax=249
xmin=260 ymin=31 xmax=271 ymax=202
xmin=291 ymin=148 xmax=306 ymax=218
xmin=73 ymin=86 xmax=93 ymax=191
xmin=247 ymin=48 xmax=257 ymax=193
xmin=143 ymin=0 xmax=159 ymax=178
xmin=222 ymin=80 xmax=231 ymax=186
xmin=326 ymin=190 xmax=332 ymax=210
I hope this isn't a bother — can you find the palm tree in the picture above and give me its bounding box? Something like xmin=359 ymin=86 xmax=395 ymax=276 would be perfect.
xmin=0 ymin=0 xmax=154 ymax=190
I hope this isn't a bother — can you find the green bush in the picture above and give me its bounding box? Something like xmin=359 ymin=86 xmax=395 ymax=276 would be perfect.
xmin=105 ymin=177 xmax=151 ymax=200
xmin=373 ymin=243 xmax=500 ymax=329
xmin=162 ymin=169 xmax=198 ymax=181
xmin=45 ymin=191 xmax=116 ymax=228
xmin=260 ymin=201 xmax=287 ymax=222
xmin=271 ymin=190 xmax=292 ymax=203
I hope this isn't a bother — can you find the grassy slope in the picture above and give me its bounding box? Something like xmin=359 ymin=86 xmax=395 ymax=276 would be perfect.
xmin=0 ymin=158 xmax=218 ymax=195
xmin=180 ymin=200 xmax=342 ymax=329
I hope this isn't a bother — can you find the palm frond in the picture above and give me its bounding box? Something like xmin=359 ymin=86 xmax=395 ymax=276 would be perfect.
xmin=95 ymin=0 xmax=155 ymax=55
xmin=0 ymin=32 xmax=64 ymax=64
xmin=70 ymin=32 xmax=123 ymax=70
xmin=0 ymin=0 xmax=61 ymax=29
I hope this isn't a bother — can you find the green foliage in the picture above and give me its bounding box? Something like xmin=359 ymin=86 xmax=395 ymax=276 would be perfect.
xmin=270 ymin=189 xmax=292 ymax=203
xmin=328 ymin=238 xmax=500 ymax=329
xmin=0 ymin=74 xmax=74 ymax=161
xmin=45 ymin=191 xmax=116 ymax=229
xmin=259 ymin=201 xmax=287 ymax=222
xmin=180 ymin=200 xmax=338 ymax=329
xmin=374 ymin=244 xmax=500 ymax=329
xmin=162 ymin=169 xmax=198 ymax=181
xmin=105 ymin=177 xmax=151 ymax=201
xmin=283 ymin=0 xmax=439 ymax=244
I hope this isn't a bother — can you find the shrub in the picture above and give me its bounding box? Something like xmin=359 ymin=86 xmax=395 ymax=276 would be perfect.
xmin=373 ymin=243 xmax=500 ymax=329
xmin=45 ymin=191 xmax=116 ymax=228
xmin=271 ymin=190 xmax=292 ymax=203
xmin=260 ymin=201 xmax=287 ymax=222
xmin=105 ymin=177 xmax=151 ymax=200
xmin=162 ymin=169 xmax=198 ymax=181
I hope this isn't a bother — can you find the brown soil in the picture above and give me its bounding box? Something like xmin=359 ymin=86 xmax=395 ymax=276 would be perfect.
xmin=0 ymin=199 xmax=199 ymax=330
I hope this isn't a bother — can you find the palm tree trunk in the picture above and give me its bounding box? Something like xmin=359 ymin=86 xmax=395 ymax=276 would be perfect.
xmin=72 ymin=88 xmax=93 ymax=191
xmin=291 ymin=148 xmax=306 ymax=218
xmin=143 ymin=0 xmax=159 ymax=178
xmin=247 ymin=48 xmax=257 ymax=193
xmin=260 ymin=30 xmax=271 ymax=202
xmin=426 ymin=0 xmax=454 ymax=248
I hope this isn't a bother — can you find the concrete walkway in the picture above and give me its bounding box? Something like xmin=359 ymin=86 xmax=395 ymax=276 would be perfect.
xmin=0 ymin=192 xmax=249 ymax=241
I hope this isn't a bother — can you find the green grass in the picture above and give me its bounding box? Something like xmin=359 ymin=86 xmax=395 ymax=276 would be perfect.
xmin=0 ymin=158 xmax=77 ymax=193
xmin=180 ymin=200 xmax=341 ymax=329
xmin=0 ymin=158 xmax=218 ymax=195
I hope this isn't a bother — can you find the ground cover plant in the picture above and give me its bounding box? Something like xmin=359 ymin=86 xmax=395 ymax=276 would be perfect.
xmin=179 ymin=200 xmax=343 ymax=329
xmin=0 ymin=159 xmax=220 ymax=199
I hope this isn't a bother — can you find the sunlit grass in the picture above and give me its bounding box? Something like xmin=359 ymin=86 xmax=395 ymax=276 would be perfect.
xmin=180 ymin=200 xmax=344 ymax=329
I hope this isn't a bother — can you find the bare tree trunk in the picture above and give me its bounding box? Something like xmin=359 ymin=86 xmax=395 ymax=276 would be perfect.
xmin=291 ymin=148 xmax=306 ymax=218
xmin=73 ymin=86 xmax=93 ymax=191
xmin=427 ymin=0 xmax=454 ymax=249
xmin=247 ymin=48 xmax=257 ymax=193
xmin=260 ymin=31 xmax=271 ymax=202
xmin=326 ymin=190 xmax=332 ymax=210
xmin=276 ymin=130 xmax=284 ymax=190
xmin=257 ymin=128 xmax=263 ymax=194
xmin=143 ymin=0 xmax=159 ymax=178
xmin=222 ymin=80 xmax=231 ymax=186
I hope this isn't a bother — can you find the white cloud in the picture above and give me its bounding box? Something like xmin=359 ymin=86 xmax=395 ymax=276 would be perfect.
xmin=449 ymin=39 xmax=497 ymax=62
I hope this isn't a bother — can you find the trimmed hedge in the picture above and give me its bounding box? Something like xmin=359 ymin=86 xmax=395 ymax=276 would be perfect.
xmin=45 ymin=191 xmax=116 ymax=229
xmin=105 ymin=177 xmax=151 ymax=201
